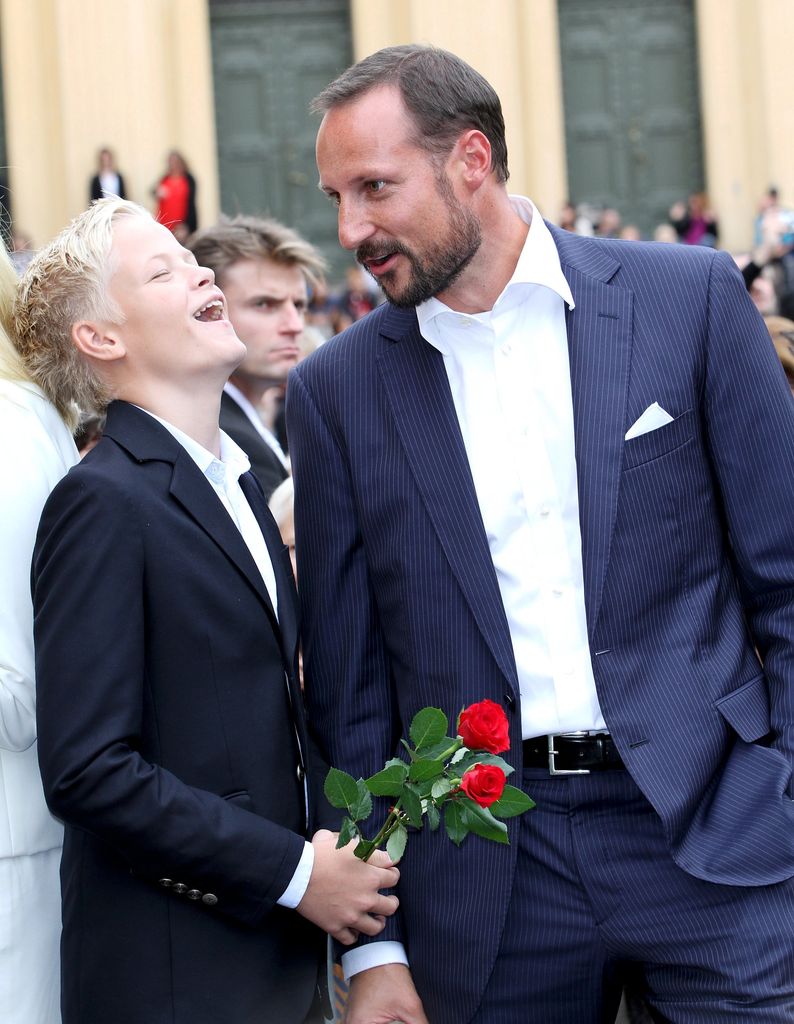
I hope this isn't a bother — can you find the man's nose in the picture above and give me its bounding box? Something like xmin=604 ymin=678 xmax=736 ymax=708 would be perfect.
xmin=337 ymin=200 xmax=374 ymax=251
xmin=281 ymin=302 xmax=305 ymax=335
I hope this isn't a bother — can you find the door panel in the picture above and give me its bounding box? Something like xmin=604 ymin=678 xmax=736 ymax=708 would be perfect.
xmin=209 ymin=0 xmax=352 ymax=278
xmin=558 ymin=0 xmax=704 ymax=238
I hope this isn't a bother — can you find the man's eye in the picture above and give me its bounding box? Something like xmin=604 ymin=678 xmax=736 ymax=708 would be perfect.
xmin=151 ymin=269 xmax=170 ymax=280
xmin=367 ymin=180 xmax=386 ymax=194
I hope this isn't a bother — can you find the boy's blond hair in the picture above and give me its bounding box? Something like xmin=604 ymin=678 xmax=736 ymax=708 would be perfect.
xmin=13 ymin=198 xmax=152 ymax=420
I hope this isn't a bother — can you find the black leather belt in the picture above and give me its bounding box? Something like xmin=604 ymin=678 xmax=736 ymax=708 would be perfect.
xmin=523 ymin=732 xmax=625 ymax=775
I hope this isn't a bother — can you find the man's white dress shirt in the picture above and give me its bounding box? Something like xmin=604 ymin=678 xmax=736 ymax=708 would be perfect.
xmin=344 ymin=196 xmax=606 ymax=980
xmin=140 ymin=410 xmax=314 ymax=908
xmin=419 ymin=196 xmax=605 ymax=738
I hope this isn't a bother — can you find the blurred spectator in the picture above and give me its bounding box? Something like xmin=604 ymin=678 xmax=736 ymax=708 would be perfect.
xmin=764 ymin=315 xmax=794 ymax=393
xmin=619 ymin=224 xmax=642 ymax=242
xmin=595 ymin=207 xmax=622 ymax=238
xmin=750 ymin=273 xmax=779 ymax=316
xmin=668 ymin=192 xmax=718 ymax=247
xmin=188 ymin=214 xmax=325 ymax=497
xmin=558 ymin=201 xmax=577 ymax=232
xmin=653 ymin=223 xmax=678 ymax=244
xmin=339 ymin=265 xmax=378 ymax=321
xmin=555 ymin=200 xmax=594 ymax=236
xmin=2 ymin=232 xmax=79 ymax=1023
xmin=305 ymin=279 xmax=337 ymax=339
xmin=154 ymin=150 xmax=197 ymax=241
xmin=89 ymin=147 xmax=126 ymax=202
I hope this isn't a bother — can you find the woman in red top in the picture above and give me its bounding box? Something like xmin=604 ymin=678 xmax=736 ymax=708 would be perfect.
xmin=154 ymin=150 xmax=197 ymax=241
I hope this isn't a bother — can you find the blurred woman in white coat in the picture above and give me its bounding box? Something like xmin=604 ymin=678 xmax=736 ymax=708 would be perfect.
xmin=0 ymin=240 xmax=79 ymax=1022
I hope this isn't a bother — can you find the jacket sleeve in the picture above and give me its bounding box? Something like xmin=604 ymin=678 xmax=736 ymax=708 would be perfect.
xmin=0 ymin=406 xmax=69 ymax=751
xmin=33 ymin=469 xmax=306 ymax=928
xmin=287 ymin=365 xmax=405 ymax=947
xmin=703 ymin=251 xmax=794 ymax=767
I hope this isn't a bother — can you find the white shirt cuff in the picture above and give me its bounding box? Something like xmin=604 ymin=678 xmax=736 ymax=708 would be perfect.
xmin=277 ymin=841 xmax=314 ymax=908
xmin=341 ymin=941 xmax=409 ymax=981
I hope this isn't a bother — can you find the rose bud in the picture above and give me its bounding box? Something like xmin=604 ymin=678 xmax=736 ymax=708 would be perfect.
xmin=458 ymin=699 xmax=510 ymax=754
xmin=460 ymin=764 xmax=507 ymax=808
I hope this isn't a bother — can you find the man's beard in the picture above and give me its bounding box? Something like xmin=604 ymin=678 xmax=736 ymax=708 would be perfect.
xmin=356 ymin=173 xmax=482 ymax=308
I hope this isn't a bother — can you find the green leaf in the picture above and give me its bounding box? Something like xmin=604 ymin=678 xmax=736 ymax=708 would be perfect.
xmin=336 ymin=817 xmax=358 ymax=849
xmin=399 ymin=783 xmax=424 ymax=828
xmin=386 ymin=824 xmax=408 ymax=863
xmin=454 ymin=751 xmax=514 ymax=778
xmin=459 ymin=799 xmax=509 ymax=844
xmin=353 ymin=839 xmax=376 ymax=861
xmin=490 ymin=785 xmax=535 ymax=819
xmin=431 ymin=777 xmax=454 ymax=800
xmin=444 ymin=801 xmax=468 ymax=846
xmin=351 ymin=779 xmax=373 ymax=821
xmin=324 ymin=768 xmax=361 ymax=812
xmin=408 ymin=758 xmax=445 ymax=783
xmin=413 ymin=737 xmax=461 ymax=762
xmin=426 ymin=804 xmax=441 ymax=831
xmin=365 ymin=763 xmax=409 ymax=796
xmin=409 ymin=707 xmax=448 ymax=752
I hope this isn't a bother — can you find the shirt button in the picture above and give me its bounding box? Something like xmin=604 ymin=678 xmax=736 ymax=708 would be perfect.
xmin=296 ymin=764 xmax=306 ymax=783
xmin=539 ymin=505 xmax=550 ymax=517
xmin=501 ymin=343 xmax=512 ymax=355
xmin=552 ymin=587 xmax=564 ymax=597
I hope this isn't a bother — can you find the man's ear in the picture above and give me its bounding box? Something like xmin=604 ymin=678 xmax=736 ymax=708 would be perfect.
xmin=454 ymin=129 xmax=492 ymax=190
xmin=71 ymin=321 xmax=126 ymax=363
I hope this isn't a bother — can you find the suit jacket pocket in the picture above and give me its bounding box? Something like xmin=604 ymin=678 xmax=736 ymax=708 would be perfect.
xmin=222 ymin=789 xmax=254 ymax=811
xmin=623 ymin=408 xmax=694 ymax=470
xmin=714 ymin=674 xmax=771 ymax=742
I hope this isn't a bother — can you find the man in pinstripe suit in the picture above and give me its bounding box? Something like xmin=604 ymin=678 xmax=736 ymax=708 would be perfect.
xmin=287 ymin=45 xmax=794 ymax=1023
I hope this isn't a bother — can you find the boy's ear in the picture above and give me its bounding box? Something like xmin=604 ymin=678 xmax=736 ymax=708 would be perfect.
xmin=71 ymin=321 xmax=126 ymax=363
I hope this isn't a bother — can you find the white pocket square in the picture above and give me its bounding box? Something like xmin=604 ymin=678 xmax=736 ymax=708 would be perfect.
xmin=625 ymin=402 xmax=674 ymax=440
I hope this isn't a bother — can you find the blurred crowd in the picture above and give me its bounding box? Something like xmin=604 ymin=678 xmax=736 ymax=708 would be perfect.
xmin=553 ymin=185 xmax=794 ymax=394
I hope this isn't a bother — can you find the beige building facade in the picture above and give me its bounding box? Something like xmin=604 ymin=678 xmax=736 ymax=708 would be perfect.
xmin=1 ymin=0 xmax=792 ymax=254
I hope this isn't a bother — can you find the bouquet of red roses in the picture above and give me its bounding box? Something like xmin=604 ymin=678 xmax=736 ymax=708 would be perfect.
xmin=324 ymin=699 xmax=535 ymax=863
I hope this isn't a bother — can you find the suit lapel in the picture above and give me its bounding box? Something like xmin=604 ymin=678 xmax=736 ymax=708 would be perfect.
xmin=377 ymin=310 xmax=519 ymax=692
xmin=103 ymin=402 xmax=281 ymax=631
xmin=550 ymin=226 xmax=634 ymax=636
xmin=168 ymin=452 xmax=280 ymax=631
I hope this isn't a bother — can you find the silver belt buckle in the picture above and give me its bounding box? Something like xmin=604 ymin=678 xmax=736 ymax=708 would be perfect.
xmin=548 ymin=732 xmax=591 ymax=775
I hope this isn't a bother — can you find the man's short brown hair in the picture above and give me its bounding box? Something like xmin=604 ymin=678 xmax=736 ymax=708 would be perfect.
xmin=187 ymin=215 xmax=325 ymax=290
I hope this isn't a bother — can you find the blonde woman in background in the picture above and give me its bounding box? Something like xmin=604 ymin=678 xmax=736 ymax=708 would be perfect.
xmin=0 ymin=241 xmax=79 ymax=1022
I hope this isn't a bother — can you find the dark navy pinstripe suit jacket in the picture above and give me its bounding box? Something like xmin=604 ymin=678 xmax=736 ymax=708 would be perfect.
xmin=287 ymin=228 xmax=794 ymax=1023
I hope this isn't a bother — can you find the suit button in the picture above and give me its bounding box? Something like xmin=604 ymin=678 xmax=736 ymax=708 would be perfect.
xmin=172 ymin=883 xmax=187 ymax=894
xmin=296 ymin=764 xmax=305 ymax=782
xmin=159 ymin=878 xmax=173 ymax=888
xmin=187 ymin=889 xmax=202 ymax=900
xmin=504 ymin=693 xmax=515 ymax=709
xmin=202 ymin=893 xmax=218 ymax=906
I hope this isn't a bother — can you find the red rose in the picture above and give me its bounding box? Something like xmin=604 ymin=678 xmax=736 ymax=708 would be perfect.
xmin=460 ymin=764 xmax=506 ymax=808
xmin=458 ymin=699 xmax=510 ymax=754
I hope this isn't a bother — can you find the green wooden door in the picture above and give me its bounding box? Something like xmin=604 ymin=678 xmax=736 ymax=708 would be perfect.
xmin=209 ymin=0 xmax=352 ymax=278
xmin=558 ymin=0 xmax=704 ymax=238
